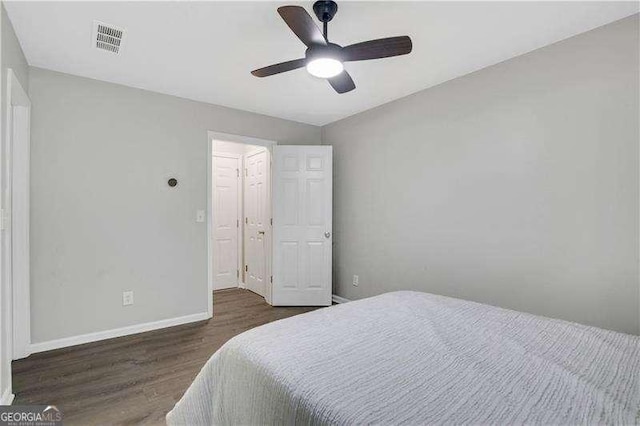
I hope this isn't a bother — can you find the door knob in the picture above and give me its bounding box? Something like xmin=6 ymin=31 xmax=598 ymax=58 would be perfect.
xmin=258 ymin=231 xmax=265 ymax=235
xmin=324 ymin=232 xmax=331 ymax=238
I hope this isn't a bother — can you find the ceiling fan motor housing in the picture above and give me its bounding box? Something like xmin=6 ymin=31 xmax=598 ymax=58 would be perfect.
xmin=313 ymin=0 xmax=338 ymax=22
xmin=306 ymin=43 xmax=344 ymax=62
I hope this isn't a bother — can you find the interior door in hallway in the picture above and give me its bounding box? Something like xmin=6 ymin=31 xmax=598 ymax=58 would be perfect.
xmin=244 ymin=148 xmax=270 ymax=297
xmin=212 ymin=153 xmax=241 ymax=290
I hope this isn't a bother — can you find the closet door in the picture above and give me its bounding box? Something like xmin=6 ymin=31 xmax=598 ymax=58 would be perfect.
xmin=271 ymin=146 xmax=332 ymax=306
xmin=212 ymin=153 xmax=240 ymax=290
xmin=244 ymin=148 xmax=270 ymax=297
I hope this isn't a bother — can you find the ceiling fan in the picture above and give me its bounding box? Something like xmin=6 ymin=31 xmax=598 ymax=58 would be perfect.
xmin=251 ymin=1 xmax=413 ymax=94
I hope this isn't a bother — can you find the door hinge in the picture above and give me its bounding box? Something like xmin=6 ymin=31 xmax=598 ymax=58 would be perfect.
xmin=237 ymin=219 xmax=239 ymax=228
xmin=245 ymin=265 xmax=248 ymax=272
xmin=270 ymin=218 xmax=273 ymax=226
xmin=245 ymin=168 xmax=248 ymax=176
xmin=270 ymin=276 xmax=273 ymax=283
xmin=236 ymin=168 xmax=239 ymax=178
xmin=237 ymin=270 xmax=240 ymax=278
xmin=245 ymin=217 xmax=248 ymax=224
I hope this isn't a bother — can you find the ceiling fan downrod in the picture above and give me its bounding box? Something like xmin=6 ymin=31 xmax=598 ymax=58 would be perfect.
xmin=313 ymin=0 xmax=338 ymax=41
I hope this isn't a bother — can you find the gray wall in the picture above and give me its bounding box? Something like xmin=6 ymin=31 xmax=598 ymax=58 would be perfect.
xmin=29 ymin=67 xmax=321 ymax=344
xmin=1 ymin=1 xmax=28 ymax=401
xmin=322 ymin=15 xmax=639 ymax=335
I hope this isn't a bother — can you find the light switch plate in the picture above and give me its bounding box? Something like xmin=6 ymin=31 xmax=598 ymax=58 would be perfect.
xmin=123 ymin=291 xmax=134 ymax=306
xmin=353 ymin=275 xmax=359 ymax=287
xmin=196 ymin=210 xmax=205 ymax=223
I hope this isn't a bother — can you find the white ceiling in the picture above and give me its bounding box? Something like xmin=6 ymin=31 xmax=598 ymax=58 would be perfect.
xmin=5 ymin=1 xmax=638 ymax=126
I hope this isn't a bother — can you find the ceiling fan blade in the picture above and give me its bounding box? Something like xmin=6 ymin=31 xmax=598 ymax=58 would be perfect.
xmin=251 ymin=58 xmax=307 ymax=77
xmin=342 ymin=36 xmax=412 ymax=62
xmin=328 ymin=70 xmax=355 ymax=94
xmin=278 ymin=6 xmax=327 ymax=47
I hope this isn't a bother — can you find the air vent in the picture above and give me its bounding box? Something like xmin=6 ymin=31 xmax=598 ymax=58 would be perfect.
xmin=92 ymin=21 xmax=125 ymax=54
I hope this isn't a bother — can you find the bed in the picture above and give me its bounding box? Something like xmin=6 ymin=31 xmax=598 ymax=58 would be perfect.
xmin=166 ymin=291 xmax=640 ymax=425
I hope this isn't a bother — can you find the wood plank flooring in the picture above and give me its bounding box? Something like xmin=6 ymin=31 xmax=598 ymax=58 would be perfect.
xmin=12 ymin=289 xmax=318 ymax=425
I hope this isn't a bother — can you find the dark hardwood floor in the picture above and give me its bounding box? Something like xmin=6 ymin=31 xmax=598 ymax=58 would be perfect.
xmin=12 ymin=289 xmax=318 ymax=425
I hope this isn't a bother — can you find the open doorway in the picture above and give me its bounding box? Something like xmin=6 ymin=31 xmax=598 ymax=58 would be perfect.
xmin=207 ymin=133 xmax=333 ymax=316
xmin=208 ymin=133 xmax=275 ymax=308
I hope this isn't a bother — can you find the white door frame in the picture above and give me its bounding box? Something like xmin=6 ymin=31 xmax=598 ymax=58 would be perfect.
xmin=206 ymin=131 xmax=276 ymax=317
xmin=4 ymin=70 xmax=31 ymax=364
xmin=211 ymin=152 xmax=242 ymax=290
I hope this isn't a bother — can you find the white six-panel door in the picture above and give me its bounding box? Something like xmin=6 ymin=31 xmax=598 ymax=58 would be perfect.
xmin=244 ymin=148 xmax=270 ymax=297
xmin=212 ymin=153 xmax=241 ymax=290
xmin=272 ymin=146 xmax=332 ymax=306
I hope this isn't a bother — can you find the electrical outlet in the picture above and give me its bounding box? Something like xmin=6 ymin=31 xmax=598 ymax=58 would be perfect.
xmin=122 ymin=291 xmax=134 ymax=306
xmin=196 ymin=210 xmax=205 ymax=223
xmin=352 ymin=275 xmax=359 ymax=287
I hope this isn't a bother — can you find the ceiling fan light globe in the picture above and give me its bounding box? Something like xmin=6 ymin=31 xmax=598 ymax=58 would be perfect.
xmin=306 ymin=58 xmax=343 ymax=78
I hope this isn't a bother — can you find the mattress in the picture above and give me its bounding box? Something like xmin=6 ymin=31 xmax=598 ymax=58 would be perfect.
xmin=166 ymin=291 xmax=640 ymax=425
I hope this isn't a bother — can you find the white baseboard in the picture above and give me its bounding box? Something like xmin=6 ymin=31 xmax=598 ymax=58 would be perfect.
xmin=1 ymin=388 xmax=14 ymax=406
xmin=30 ymin=312 xmax=210 ymax=354
xmin=213 ymin=284 xmax=239 ymax=291
xmin=332 ymin=294 xmax=351 ymax=304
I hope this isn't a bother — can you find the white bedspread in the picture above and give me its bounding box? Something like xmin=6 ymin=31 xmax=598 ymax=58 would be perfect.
xmin=166 ymin=291 xmax=640 ymax=425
